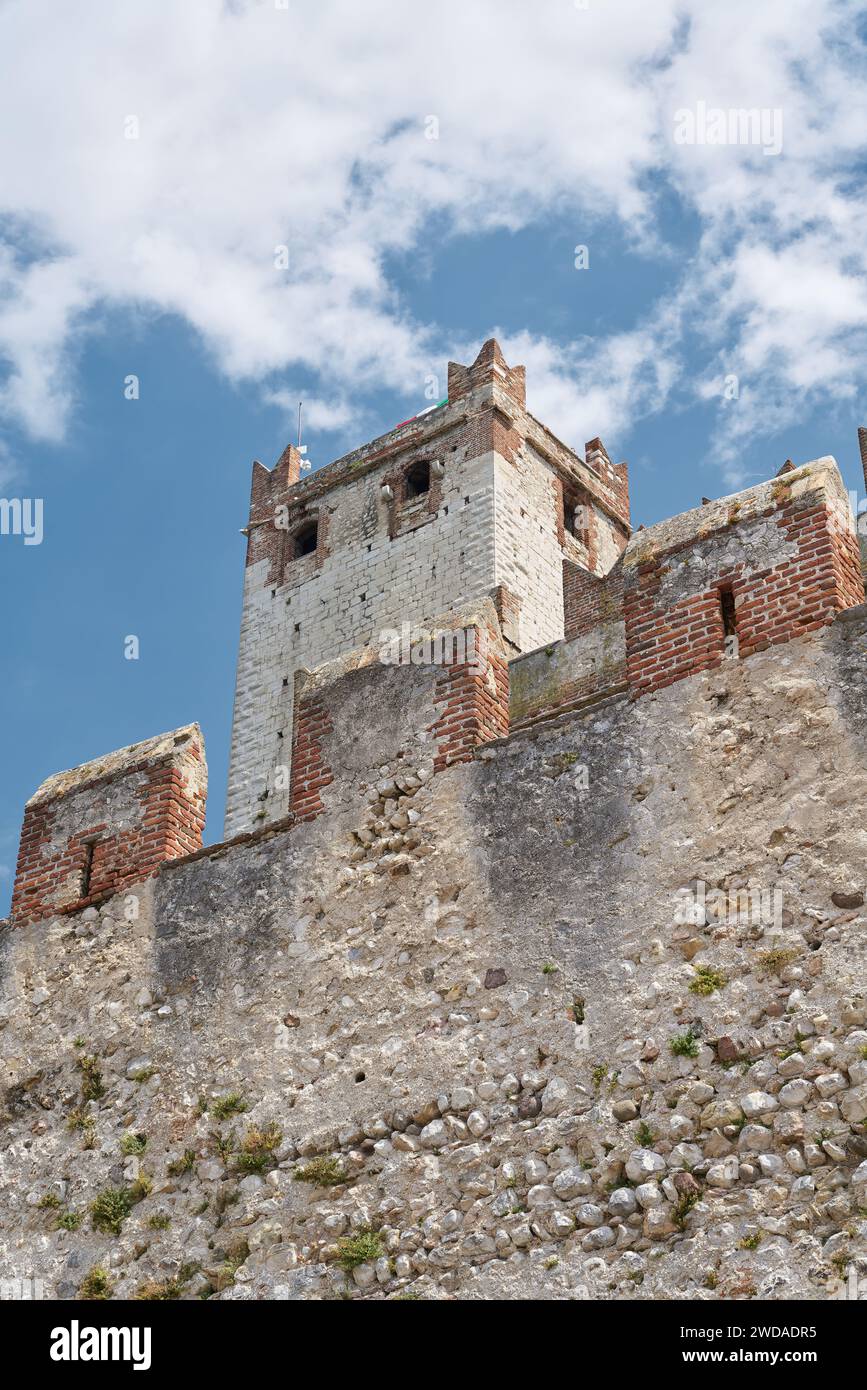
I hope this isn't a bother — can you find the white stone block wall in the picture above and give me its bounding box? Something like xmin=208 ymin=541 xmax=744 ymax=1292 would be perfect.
xmin=224 ymin=448 xmax=498 ymax=836
xmin=492 ymin=446 xmax=565 ymax=653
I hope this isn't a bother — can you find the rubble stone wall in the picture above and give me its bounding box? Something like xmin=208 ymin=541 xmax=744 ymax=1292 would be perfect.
xmin=2 ymin=609 xmax=866 ymax=1302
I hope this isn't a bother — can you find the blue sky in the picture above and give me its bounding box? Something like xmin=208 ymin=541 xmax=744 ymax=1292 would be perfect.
xmin=2 ymin=0 xmax=867 ymax=913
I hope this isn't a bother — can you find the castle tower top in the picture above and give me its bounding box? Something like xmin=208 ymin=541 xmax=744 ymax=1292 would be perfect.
xmin=243 ymin=339 xmax=629 ymax=538
xmin=224 ymin=339 xmax=631 ymax=837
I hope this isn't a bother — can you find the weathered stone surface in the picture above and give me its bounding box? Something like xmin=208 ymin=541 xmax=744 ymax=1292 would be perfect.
xmin=840 ymin=1084 xmax=867 ymax=1124
xmin=831 ymin=891 xmax=864 ymax=909
xmin=625 ymin=1149 xmax=667 ymax=1182
xmin=741 ymin=1090 xmax=779 ymax=1118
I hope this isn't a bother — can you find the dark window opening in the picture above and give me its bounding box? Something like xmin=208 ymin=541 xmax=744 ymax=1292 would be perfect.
xmin=405 ymin=460 xmax=430 ymax=498
xmin=294 ymin=520 xmax=318 ymax=558
xmin=80 ymin=841 xmax=96 ymax=898
xmin=719 ymin=587 xmax=737 ymax=637
xmin=354 ymin=1070 xmax=366 ymax=1083
xmin=719 ymin=587 xmax=739 ymax=659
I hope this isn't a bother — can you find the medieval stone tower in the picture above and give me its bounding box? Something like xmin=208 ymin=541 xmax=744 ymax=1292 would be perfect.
xmin=224 ymin=339 xmax=630 ymax=835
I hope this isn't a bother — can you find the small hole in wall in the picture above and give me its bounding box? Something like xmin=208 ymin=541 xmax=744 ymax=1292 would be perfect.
xmin=360 ymin=592 xmax=366 ymax=602
xmin=719 ymin=587 xmax=737 ymax=637
xmin=354 ymin=1070 xmax=366 ymax=1083
xmin=464 ymin=496 xmax=470 ymax=505
xmin=294 ymin=623 xmax=301 ymax=633
xmin=80 ymin=840 xmax=97 ymax=898
xmin=282 ymin=677 xmax=289 ymax=687
xmin=367 ymin=543 xmax=372 ymax=552
xmin=443 ymin=504 xmax=449 ymax=514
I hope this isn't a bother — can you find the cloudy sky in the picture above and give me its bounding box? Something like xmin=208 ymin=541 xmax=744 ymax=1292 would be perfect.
xmin=2 ymin=0 xmax=867 ymax=911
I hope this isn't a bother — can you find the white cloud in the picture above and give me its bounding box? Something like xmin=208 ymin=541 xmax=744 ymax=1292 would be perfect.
xmin=495 ymin=316 xmax=683 ymax=452
xmin=264 ymin=388 xmax=365 ymax=439
xmin=0 ymin=0 xmax=865 ymax=467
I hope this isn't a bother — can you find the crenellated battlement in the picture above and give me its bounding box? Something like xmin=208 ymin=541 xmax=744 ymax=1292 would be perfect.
xmin=8 ymin=397 xmax=867 ymax=922
xmin=8 ymin=371 xmax=867 ymax=929
xmin=4 ymin=595 xmax=867 ymax=1304
xmin=621 ymin=455 xmax=863 ymax=696
xmin=9 ymin=453 xmax=864 ymax=926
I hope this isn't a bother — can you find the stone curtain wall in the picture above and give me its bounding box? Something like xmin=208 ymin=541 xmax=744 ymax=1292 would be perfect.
xmin=508 ymin=620 xmax=627 ymax=730
xmin=5 ymin=436 xmax=867 ymax=1302
xmin=2 ymin=611 xmax=867 ymax=1301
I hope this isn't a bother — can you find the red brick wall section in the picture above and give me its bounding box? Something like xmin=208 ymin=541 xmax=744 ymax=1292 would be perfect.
xmin=290 ymin=694 xmax=334 ymax=820
xmin=563 ymin=561 xmax=625 ymax=640
xmin=447 ymin=338 xmax=526 ymax=409
xmin=432 ymin=626 xmax=510 ymax=771
xmin=11 ymin=739 xmax=206 ymax=926
xmin=625 ymin=499 xmax=864 ymax=699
